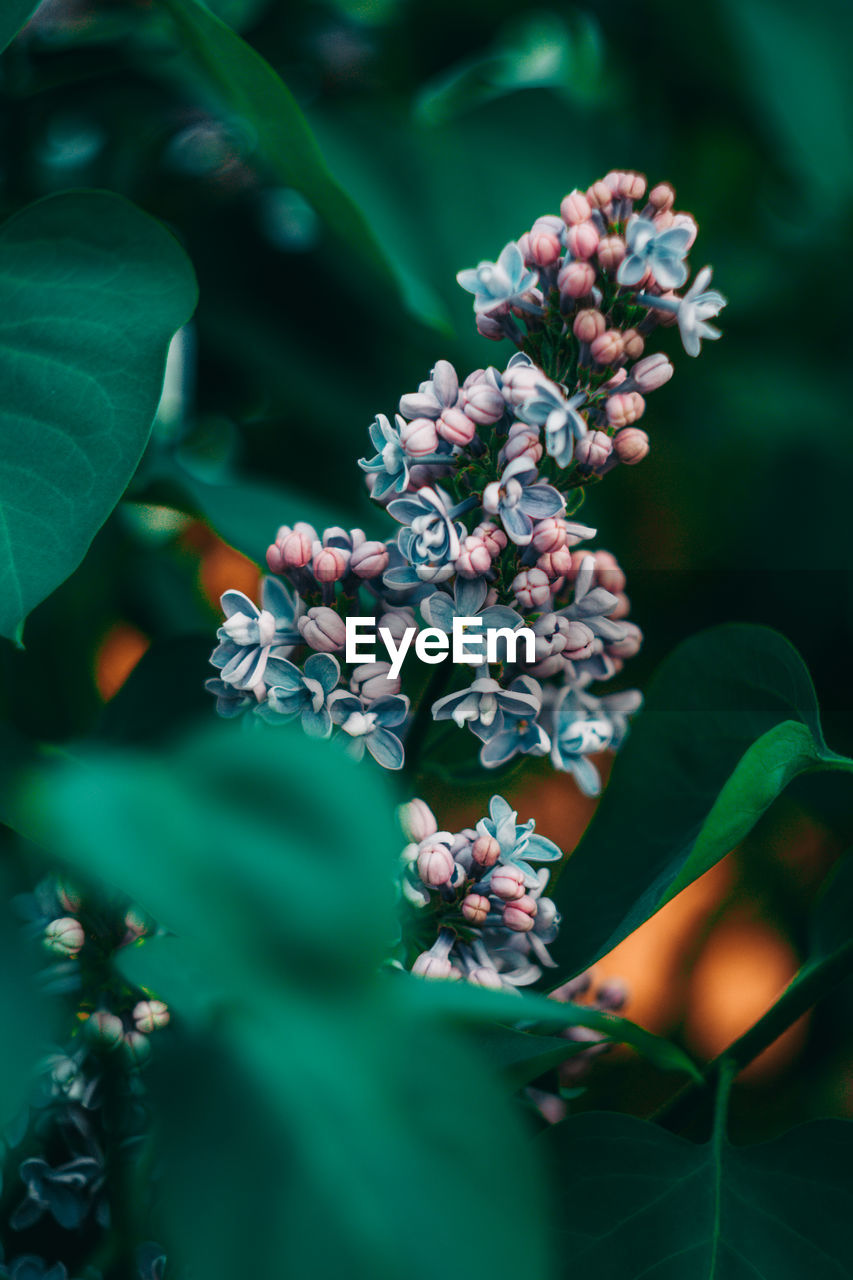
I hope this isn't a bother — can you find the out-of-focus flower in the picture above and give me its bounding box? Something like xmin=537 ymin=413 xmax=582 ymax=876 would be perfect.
xmin=259 ymin=653 xmax=341 ymax=736
xmin=617 ymin=216 xmax=692 ymax=289
xmin=457 ymin=242 xmax=540 ymax=316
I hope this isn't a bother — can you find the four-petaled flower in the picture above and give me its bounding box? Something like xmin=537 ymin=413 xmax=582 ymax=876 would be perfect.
xmin=328 ymin=692 xmax=410 ymax=770
xmin=550 ymin=685 xmax=642 ymax=795
xmin=515 ymin=375 xmax=588 ymax=469
xmin=483 ymin=457 xmax=564 ymax=546
xmin=258 ymin=652 xmax=341 ymax=737
xmin=385 ymin=487 xmax=467 ymax=586
xmin=674 ymin=266 xmax=727 ymax=357
xmin=560 ymin=556 xmax=626 ymax=643
xmin=420 ymin=576 xmax=522 ymax=649
xmin=477 ymin=676 xmax=551 ymax=768
xmin=475 ymin=794 xmax=562 ymax=884
xmin=457 ymin=242 xmax=540 ymax=316
xmin=617 ymin=216 xmax=692 ymax=290
xmin=431 ymin=668 xmax=540 ymax=741
xmin=209 ymin=578 xmax=300 ymax=692
xmin=358 ymin=413 xmax=410 ymax=499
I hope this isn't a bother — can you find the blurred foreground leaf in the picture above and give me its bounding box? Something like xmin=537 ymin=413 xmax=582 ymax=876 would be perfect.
xmin=552 ymin=625 xmax=853 ymax=976
xmin=541 ymin=1108 xmax=853 ymax=1279
xmin=0 ymin=192 xmax=197 ymax=644
xmin=0 ymin=1 xmax=45 ymax=52
xmin=22 ymin=721 xmax=552 ymax=1279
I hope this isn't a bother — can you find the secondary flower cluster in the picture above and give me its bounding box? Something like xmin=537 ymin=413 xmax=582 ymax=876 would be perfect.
xmin=207 ymin=169 xmax=723 ymax=794
xmin=396 ymin=796 xmax=561 ymax=989
xmin=2 ymin=879 xmax=168 ymax=1277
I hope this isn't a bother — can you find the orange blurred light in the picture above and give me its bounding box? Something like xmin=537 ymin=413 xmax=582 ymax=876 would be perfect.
xmin=94 ymin=623 xmax=150 ymax=702
xmin=683 ymin=914 xmax=808 ymax=1083
xmin=186 ymin=523 xmax=260 ymax=607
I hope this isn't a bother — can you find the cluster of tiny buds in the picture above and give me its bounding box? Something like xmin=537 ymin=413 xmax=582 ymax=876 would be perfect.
xmin=85 ymin=1000 xmax=170 ymax=1066
xmin=398 ymin=796 xmax=562 ymax=989
xmin=266 ymin=523 xmax=389 ymax=596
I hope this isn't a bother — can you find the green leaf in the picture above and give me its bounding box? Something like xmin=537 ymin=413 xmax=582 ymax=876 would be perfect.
xmin=0 ymin=880 xmax=53 ymax=1130
xmin=156 ymin=0 xmax=439 ymax=321
xmin=0 ymin=2 xmax=44 ymax=53
xmin=541 ymin=1109 xmax=853 ymax=1278
xmin=552 ymin=625 xmax=853 ymax=976
xmin=21 ymin=720 xmax=552 ymax=1280
xmin=0 ymin=192 xmax=197 ymax=643
xmin=399 ymin=977 xmax=701 ymax=1084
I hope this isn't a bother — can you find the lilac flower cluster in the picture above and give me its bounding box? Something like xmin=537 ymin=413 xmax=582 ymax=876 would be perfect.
xmin=3 ymin=880 xmax=167 ymax=1277
xmin=207 ymin=169 xmax=723 ymax=796
xmin=396 ymin=797 xmax=561 ymax=989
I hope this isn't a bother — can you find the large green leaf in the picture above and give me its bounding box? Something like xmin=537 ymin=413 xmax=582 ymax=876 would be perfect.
xmin=541 ymin=1109 xmax=853 ymax=1278
xmin=156 ymin=0 xmax=445 ymax=324
xmin=20 ymin=722 xmax=552 ymax=1280
xmin=0 ymin=2 xmax=44 ymax=53
xmin=0 ymin=192 xmax=197 ymax=643
xmin=552 ymin=626 xmax=853 ymax=976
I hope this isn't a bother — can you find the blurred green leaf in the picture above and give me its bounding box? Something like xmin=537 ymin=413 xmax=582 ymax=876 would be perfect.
xmin=158 ymin=0 xmax=447 ymax=326
xmin=415 ymin=11 xmax=609 ymax=125
xmin=541 ymin=1108 xmax=853 ymax=1278
xmin=722 ymin=0 xmax=853 ymax=205
xmin=23 ymin=720 xmax=552 ymax=1280
xmin=0 ymin=883 xmax=52 ymax=1131
xmin=0 ymin=2 xmax=44 ymax=53
xmin=0 ymin=192 xmax=197 ymax=644
xmin=552 ymin=625 xmax=853 ymax=977
xmin=399 ymin=976 xmax=701 ymax=1084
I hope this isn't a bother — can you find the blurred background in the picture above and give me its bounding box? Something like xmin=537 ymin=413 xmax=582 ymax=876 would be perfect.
xmin=1 ymin=0 xmax=852 ymax=1140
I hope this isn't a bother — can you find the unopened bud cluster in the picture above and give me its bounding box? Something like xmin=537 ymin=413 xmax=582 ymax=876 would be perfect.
xmin=398 ymin=796 xmax=561 ymax=988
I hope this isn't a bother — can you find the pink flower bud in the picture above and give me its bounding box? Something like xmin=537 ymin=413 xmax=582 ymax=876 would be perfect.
xmin=133 ymin=999 xmax=170 ymax=1033
xmin=87 ymin=1011 xmax=124 ymax=1047
xmin=473 ymin=522 xmax=507 ymax=558
xmin=280 ymin=528 xmax=314 ymax=568
xmin=503 ymin=895 xmax=537 ymax=931
xmin=537 ymin=546 xmax=573 ymax=581
xmin=476 ymin=313 xmax=505 ymax=341
xmin=512 ymin=567 xmax=551 ymax=611
xmin=399 ymin=799 xmax=438 ymax=843
xmin=350 ymin=662 xmax=401 ymax=701
xmin=501 ymin=365 xmax=542 ymax=405
xmin=590 ymin=550 xmax=626 ymax=594
xmin=610 ymin=593 xmax=631 ymax=620
xmin=461 ymin=893 xmax=491 ymax=925
xmin=566 ymin=221 xmax=599 ymax=260
xmin=456 ymin=535 xmax=492 ymax=579
xmin=400 ymin=417 xmax=440 ymax=456
xmin=558 ymin=261 xmax=595 ymax=299
xmin=606 ymin=392 xmax=645 ymax=427
xmin=531 ymin=516 xmax=567 ymax=554
xmin=298 ymin=607 xmax=346 ymax=651
xmin=417 ymin=842 xmax=455 ymax=887
xmin=563 ymin=621 xmax=596 ymax=661
xmin=653 ymin=209 xmax=675 ymax=231
xmin=377 ymin=608 xmax=415 ymax=641
xmin=502 ymin=425 xmax=542 ymax=465
xmin=631 ymin=353 xmax=674 ymax=391
xmin=590 ymin=330 xmax=624 ymax=366
xmin=438 ymin=407 xmax=477 ymax=447
xmin=45 ymin=917 xmax=84 ymax=958
xmin=649 ymin=182 xmax=674 ymax=211
xmin=596 ymin=235 xmax=626 ymax=272
xmin=604 ymin=170 xmax=623 ymax=192
xmin=350 ymin=540 xmax=389 ymax=579
xmin=586 ymin=180 xmax=613 ymax=210
xmin=613 ymin=428 xmax=650 ymax=465
xmin=574 ymin=430 xmax=613 ymax=470
xmin=528 ymin=227 xmax=562 ymax=267
xmin=313 ymin=546 xmax=348 ymax=583
xmin=572 ymin=309 xmax=606 ymax=343
xmin=57 ymin=882 xmax=82 ymax=914
xmin=626 ymin=172 xmax=646 ymax=201
xmin=468 ymin=966 xmax=504 ymax=989
xmin=490 ymin=865 xmax=526 ymax=901
xmin=472 ymin=834 xmax=501 ymax=867
xmin=621 ymin=328 xmax=645 ymax=360
xmin=462 ymin=382 xmax=505 ymax=425
xmin=122 ymin=1030 xmax=152 ymax=1067
xmin=608 ymin=621 xmax=643 ymax=658
xmin=266 ymin=542 xmax=285 ymax=573
xmin=560 ymin=188 xmax=591 ymax=225
xmin=412 ymin=953 xmax=456 ymax=980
